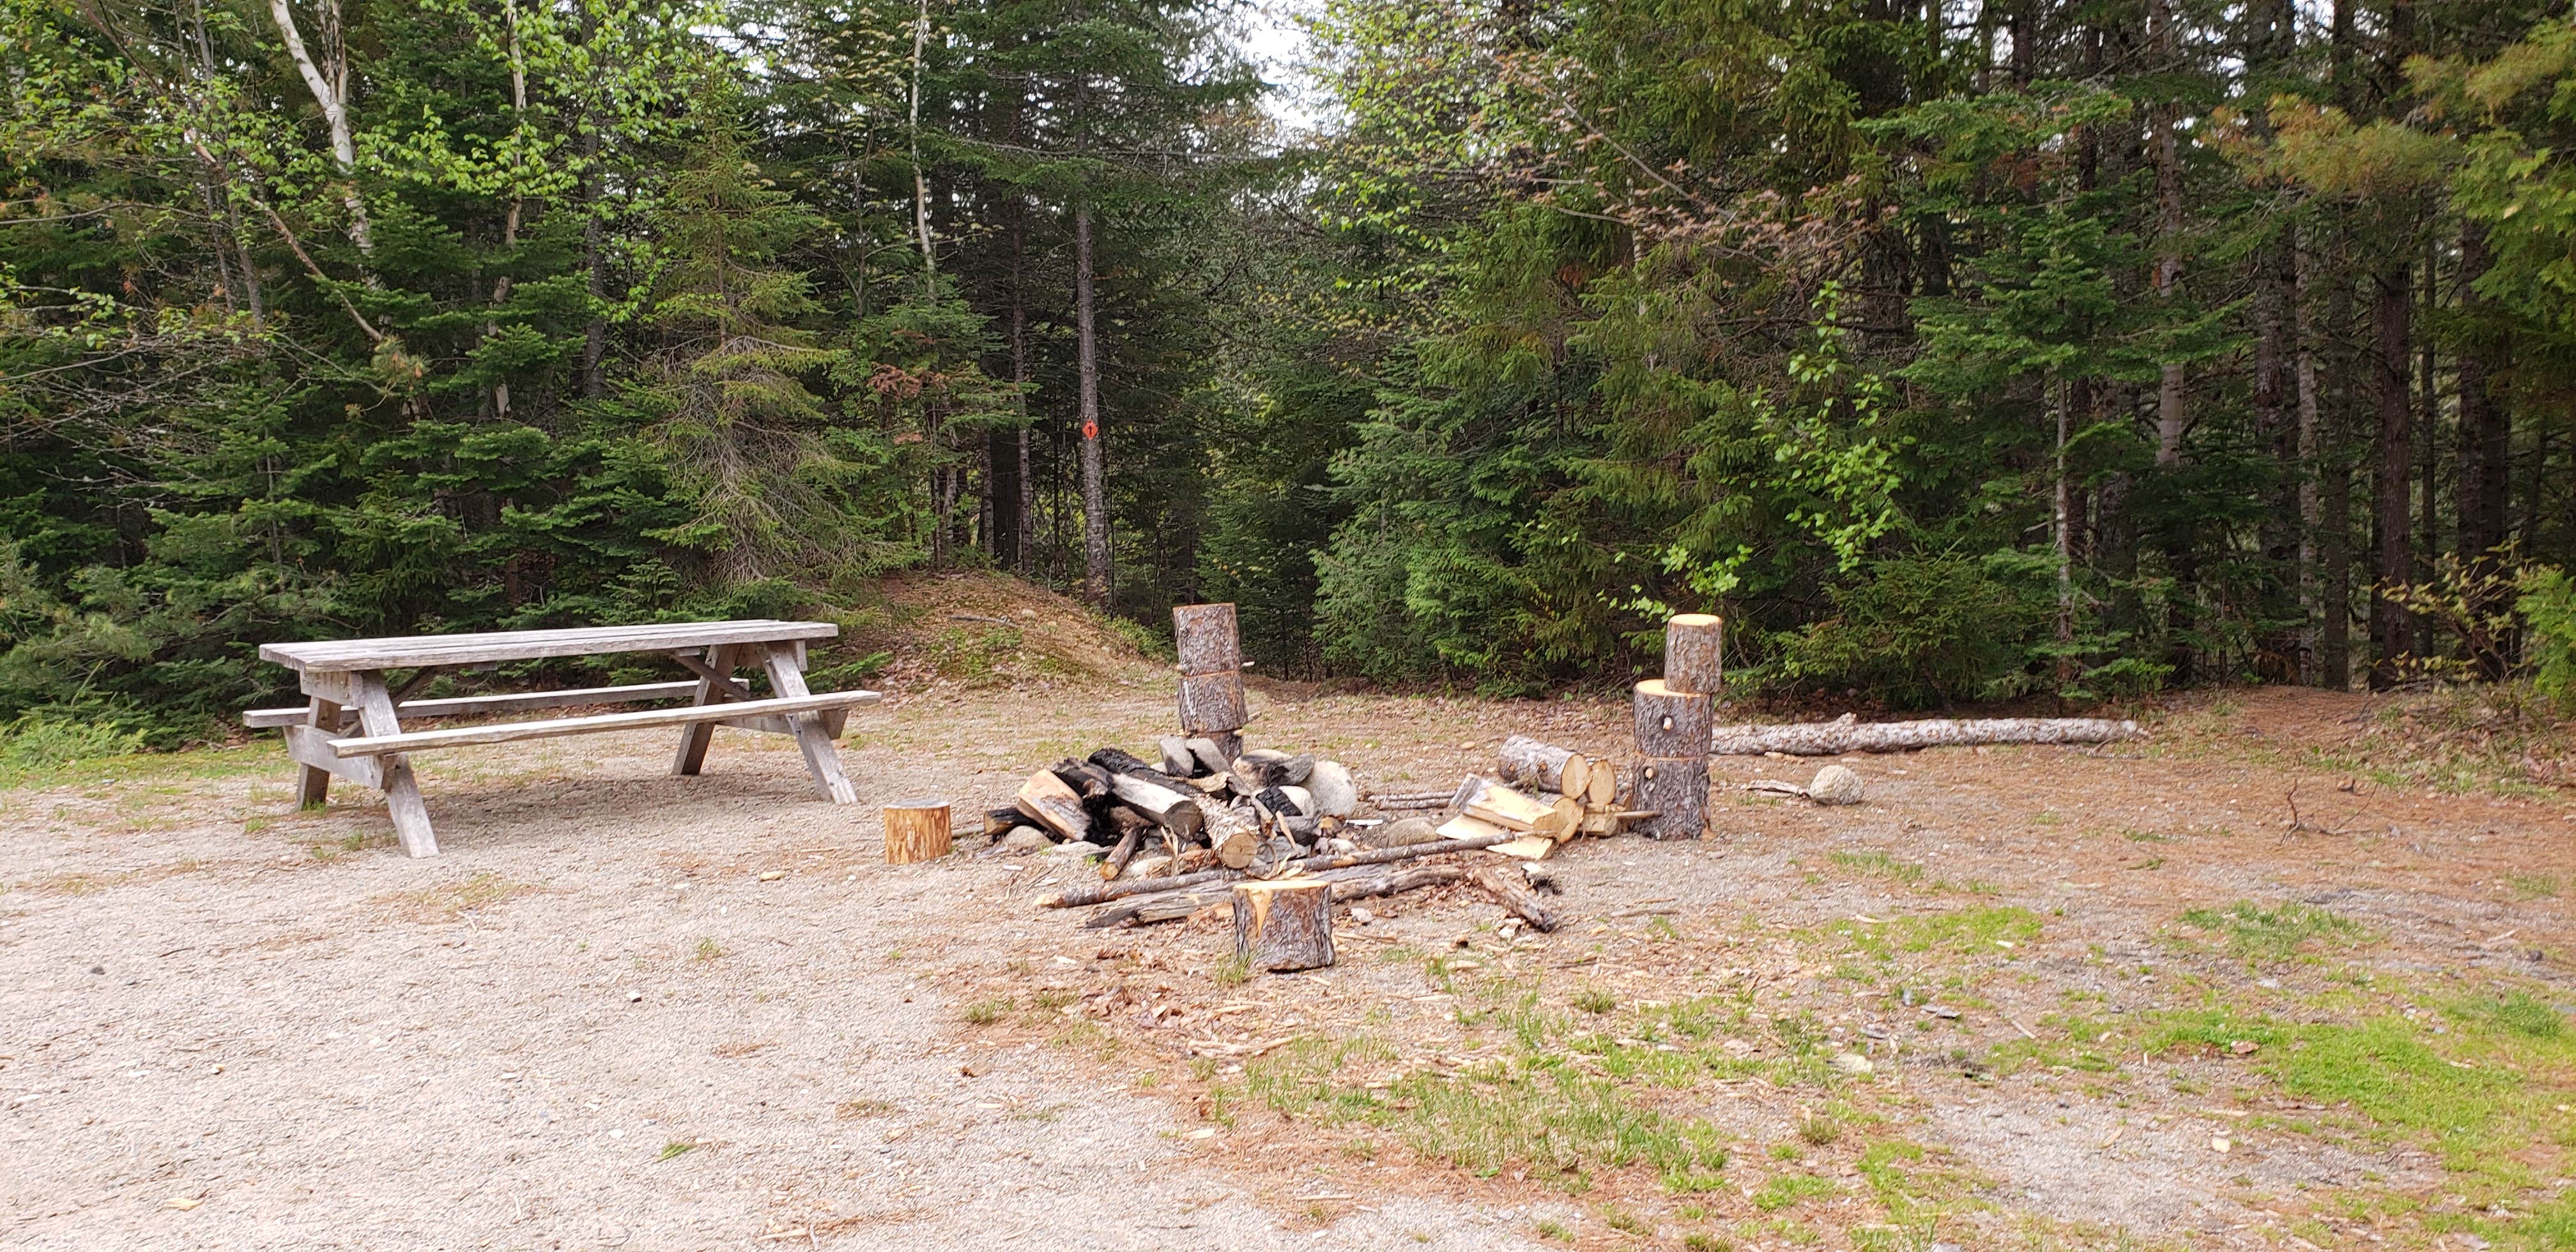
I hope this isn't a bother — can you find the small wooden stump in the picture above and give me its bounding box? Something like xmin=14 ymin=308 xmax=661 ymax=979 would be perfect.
xmin=1632 ymin=758 xmax=1710 ymax=841
xmin=1231 ymin=878 xmax=1335 ymax=972
xmin=1664 ymin=613 xmax=1724 ymax=695
xmin=1633 ymin=678 xmax=1714 ymax=757
xmin=883 ymin=799 xmax=953 ymax=864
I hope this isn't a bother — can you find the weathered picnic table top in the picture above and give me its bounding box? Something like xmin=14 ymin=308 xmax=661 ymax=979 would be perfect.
xmin=257 ymin=619 xmax=839 ymax=673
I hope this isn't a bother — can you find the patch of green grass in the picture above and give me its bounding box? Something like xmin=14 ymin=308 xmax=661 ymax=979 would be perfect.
xmin=1535 ymin=1219 xmax=1572 ymax=1241
xmin=2121 ymin=828 xmax=2170 ymax=843
xmin=1797 ymin=1115 xmax=1842 ymax=1145
xmin=1572 ymin=988 xmax=1618 ymax=1014
xmin=2509 ymin=873 xmax=2559 ymax=900
xmin=657 ymin=1140 xmax=696 ymax=1161
xmin=1600 ymin=1206 xmax=1650 ymax=1235
xmin=2178 ymin=901 xmax=2371 ymax=961
xmin=1839 ymin=906 xmax=2042 ymax=963
xmin=1213 ymin=956 xmax=1250 ymax=988
xmin=962 ymin=996 xmax=1011 ymax=1026
xmin=692 ymin=936 xmax=723 ymax=962
xmin=2450 ymin=992 xmax=2564 ymax=1040
xmin=1682 ymin=1234 xmax=1731 ymax=1252
xmin=1828 ymin=850 xmax=1924 ymax=884
xmin=1751 ymin=1173 xmax=1837 ymax=1211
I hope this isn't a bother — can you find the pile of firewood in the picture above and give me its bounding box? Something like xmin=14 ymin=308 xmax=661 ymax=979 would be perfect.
xmin=988 ymin=738 xmax=1363 ymax=883
xmin=1370 ymin=735 xmax=1653 ymax=860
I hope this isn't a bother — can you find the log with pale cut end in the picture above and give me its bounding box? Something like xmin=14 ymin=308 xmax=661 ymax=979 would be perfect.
xmin=1177 ymin=671 xmax=1247 ymax=735
xmin=1631 ymin=758 xmax=1709 ymax=841
xmin=1663 ymin=613 xmax=1724 ymax=695
xmin=1634 ymin=679 xmax=1715 ymax=758
xmin=1496 ymin=735 xmax=1594 ymax=799
xmin=882 ymin=800 xmax=953 ymax=864
xmin=1015 ymin=769 xmax=1091 ymax=842
xmin=1231 ymin=878 xmax=1335 ymax=971
xmin=1172 ymin=602 xmax=1241 ymax=677
xmin=1207 ymin=802 xmax=1262 ymax=869
xmin=1584 ymin=763 xmax=1618 ymax=807
xmin=1469 ymin=864 xmax=1560 ymax=932
xmin=1706 ymin=715 xmax=2144 ymax=756
xmin=1103 ymin=772 xmax=1209 ymax=841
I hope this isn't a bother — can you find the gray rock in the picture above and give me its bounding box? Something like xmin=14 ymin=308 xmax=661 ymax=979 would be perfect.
xmin=1305 ymin=760 xmax=1358 ymax=816
xmin=999 ymin=826 xmax=1053 ymax=853
xmin=1808 ymin=763 xmax=1864 ymax=805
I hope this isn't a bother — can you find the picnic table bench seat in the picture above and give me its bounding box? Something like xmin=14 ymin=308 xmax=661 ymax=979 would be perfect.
xmin=247 ymin=620 xmax=876 ymax=859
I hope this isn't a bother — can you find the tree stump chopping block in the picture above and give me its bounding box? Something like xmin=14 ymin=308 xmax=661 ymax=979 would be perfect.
xmin=1633 ymin=679 xmax=1714 ymax=758
xmin=1231 ymin=878 xmax=1335 ymax=972
xmin=1631 ymin=758 xmax=1710 ymax=841
xmin=1663 ymin=613 xmax=1724 ymax=695
xmin=883 ymin=800 xmax=953 ymax=864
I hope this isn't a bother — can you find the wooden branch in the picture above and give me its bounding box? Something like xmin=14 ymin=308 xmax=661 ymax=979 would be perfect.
xmin=1707 ymin=715 xmax=2144 ymax=756
xmin=1087 ymin=863 xmax=1466 ymax=928
xmin=1039 ymin=830 xmax=1517 ymax=908
xmin=1470 ymin=864 xmax=1560 ymax=932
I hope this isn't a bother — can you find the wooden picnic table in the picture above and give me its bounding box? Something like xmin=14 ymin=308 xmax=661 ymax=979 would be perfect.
xmin=247 ymin=620 xmax=880 ymax=858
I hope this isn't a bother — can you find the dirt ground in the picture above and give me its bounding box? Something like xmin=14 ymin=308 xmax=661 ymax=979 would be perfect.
xmin=5 ymin=610 xmax=2574 ymax=1249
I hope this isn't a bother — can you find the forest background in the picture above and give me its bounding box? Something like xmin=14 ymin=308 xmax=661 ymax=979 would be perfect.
xmin=10 ymin=0 xmax=2576 ymax=744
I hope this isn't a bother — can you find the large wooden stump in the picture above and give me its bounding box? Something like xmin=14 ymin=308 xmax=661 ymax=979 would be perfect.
xmin=882 ymin=800 xmax=953 ymax=864
xmin=1633 ymin=679 xmax=1714 ymax=758
xmin=1664 ymin=613 xmax=1724 ymax=695
xmin=1632 ymin=758 xmax=1710 ymax=841
xmin=1231 ymin=878 xmax=1335 ymax=972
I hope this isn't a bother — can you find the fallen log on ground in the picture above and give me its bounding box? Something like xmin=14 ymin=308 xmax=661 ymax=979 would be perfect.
xmin=1088 ymin=863 xmax=1467 ymax=928
xmin=1708 ymin=714 xmax=2142 ymax=756
xmin=1469 ymin=864 xmax=1560 ymax=932
xmin=1038 ymin=831 xmax=1515 ymax=908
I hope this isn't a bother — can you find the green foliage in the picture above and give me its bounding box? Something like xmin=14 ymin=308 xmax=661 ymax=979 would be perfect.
xmin=2518 ymin=566 xmax=2576 ymax=707
xmin=2179 ymin=901 xmax=2372 ymax=961
xmin=1770 ymin=553 xmax=2048 ymax=706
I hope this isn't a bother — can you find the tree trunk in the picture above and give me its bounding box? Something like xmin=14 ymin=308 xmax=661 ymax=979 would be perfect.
xmin=267 ymin=0 xmax=373 ymax=257
xmin=1708 ymin=715 xmax=2143 ymax=754
xmin=2319 ymin=263 xmax=2353 ymax=689
xmin=2294 ymin=227 xmax=2322 ymax=685
xmin=1633 ymin=679 xmax=1714 ymax=758
xmin=1662 ymin=613 xmax=1724 ymax=694
xmin=2369 ymin=254 xmax=2414 ymax=689
xmin=2147 ymin=0 xmax=2186 ymax=466
xmin=1074 ymin=205 xmax=1110 ymax=606
xmin=2455 ymin=222 xmax=2508 ymax=616
xmin=1232 ymin=880 xmax=1334 ymax=971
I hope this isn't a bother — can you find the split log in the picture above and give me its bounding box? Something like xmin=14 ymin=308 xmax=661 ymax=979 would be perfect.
xmin=1098 ymin=818 xmax=1147 ymax=880
xmin=1103 ymin=773 xmax=1208 ymax=841
xmin=1015 ymin=769 xmax=1091 ymax=842
xmin=1633 ymin=680 xmax=1715 ymax=758
xmin=1461 ymin=781 xmax=1577 ymax=840
xmin=983 ymin=806 xmax=1025 ymax=837
xmin=1469 ymin=864 xmax=1559 ymax=931
xmin=1706 ymin=714 xmax=2144 ymax=756
xmin=1172 ymin=602 xmax=1241 ymax=677
xmin=1177 ymin=671 xmax=1248 ymax=735
xmin=1233 ymin=879 xmax=1334 ymax=971
xmin=1496 ymin=735 xmax=1595 ymax=800
xmin=882 ymin=800 xmax=952 ymax=864
xmin=1663 ymin=613 xmax=1724 ymax=695
xmin=1207 ymin=802 xmax=1262 ymax=869
xmin=1185 ymin=736 xmax=1234 ymax=775
xmin=1631 ymin=758 xmax=1708 ymax=841
xmin=1050 ymin=758 xmax=1113 ymax=800
xmin=1158 ymin=736 xmax=1199 ymax=777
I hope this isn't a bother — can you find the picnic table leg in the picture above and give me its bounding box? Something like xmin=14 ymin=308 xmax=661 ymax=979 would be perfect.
xmin=762 ymin=643 xmax=858 ymax=804
xmin=295 ymin=696 xmax=345 ymax=808
xmin=349 ymin=670 xmax=439 ymax=858
xmin=672 ymin=643 xmax=744 ymax=777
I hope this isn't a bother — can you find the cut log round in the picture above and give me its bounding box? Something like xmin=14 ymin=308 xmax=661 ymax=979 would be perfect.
xmin=1177 ymin=671 xmax=1247 ymax=735
xmin=1496 ymin=735 xmax=1593 ymax=799
xmin=1232 ymin=878 xmax=1334 ymax=972
xmin=1706 ymin=715 xmax=2144 ymax=756
xmin=1207 ymin=802 xmax=1262 ymax=869
xmin=1172 ymin=602 xmax=1241 ymax=677
xmin=1584 ymin=762 xmax=1617 ymax=807
xmin=882 ymin=800 xmax=953 ymax=864
xmin=1631 ymin=758 xmax=1710 ymax=841
xmin=1015 ymin=769 xmax=1091 ymax=843
xmin=1663 ymin=613 xmax=1724 ymax=695
xmin=1633 ymin=679 xmax=1715 ymax=758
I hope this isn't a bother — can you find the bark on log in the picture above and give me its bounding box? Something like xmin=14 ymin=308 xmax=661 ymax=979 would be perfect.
xmin=1631 ymin=758 xmax=1709 ymax=841
xmin=1496 ymin=735 xmax=1593 ymax=799
xmin=1172 ymin=602 xmax=1241 ymax=677
xmin=882 ymin=800 xmax=953 ymax=864
xmin=1233 ymin=879 xmax=1333 ymax=971
xmin=983 ymin=805 xmax=1025 ymax=837
xmin=1663 ymin=613 xmax=1724 ymax=695
xmin=1103 ymin=774 xmax=1209 ymax=841
xmin=1634 ymin=680 xmax=1715 ymax=758
xmin=1099 ymin=865 xmax=1462 ymax=927
xmin=1050 ymin=758 xmax=1112 ymax=800
xmin=1041 ymin=830 xmax=1519 ymax=909
xmin=1015 ymin=769 xmax=1091 ymax=842
xmin=1098 ymin=817 xmax=1146 ymax=880
xmin=1706 ymin=715 xmax=2144 ymax=756
xmin=1207 ymin=802 xmax=1262 ymax=869
xmin=1469 ymin=864 xmax=1560 ymax=932
xmin=1177 ymin=671 xmax=1247 ymax=735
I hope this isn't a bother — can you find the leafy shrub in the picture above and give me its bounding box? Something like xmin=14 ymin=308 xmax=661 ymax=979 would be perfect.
xmin=2520 ymin=565 xmax=2576 ymax=708
xmin=1771 ymin=552 xmax=2046 ymax=708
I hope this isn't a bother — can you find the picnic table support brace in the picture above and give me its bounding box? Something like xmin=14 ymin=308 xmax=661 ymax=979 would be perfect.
xmin=672 ymin=643 xmax=742 ymax=777
xmin=763 ymin=642 xmax=858 ymax=804
xmin=349 ymin=670 xmax=438 ymax=858
xmin=297 ymin=696 xmax=341 ymax=808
